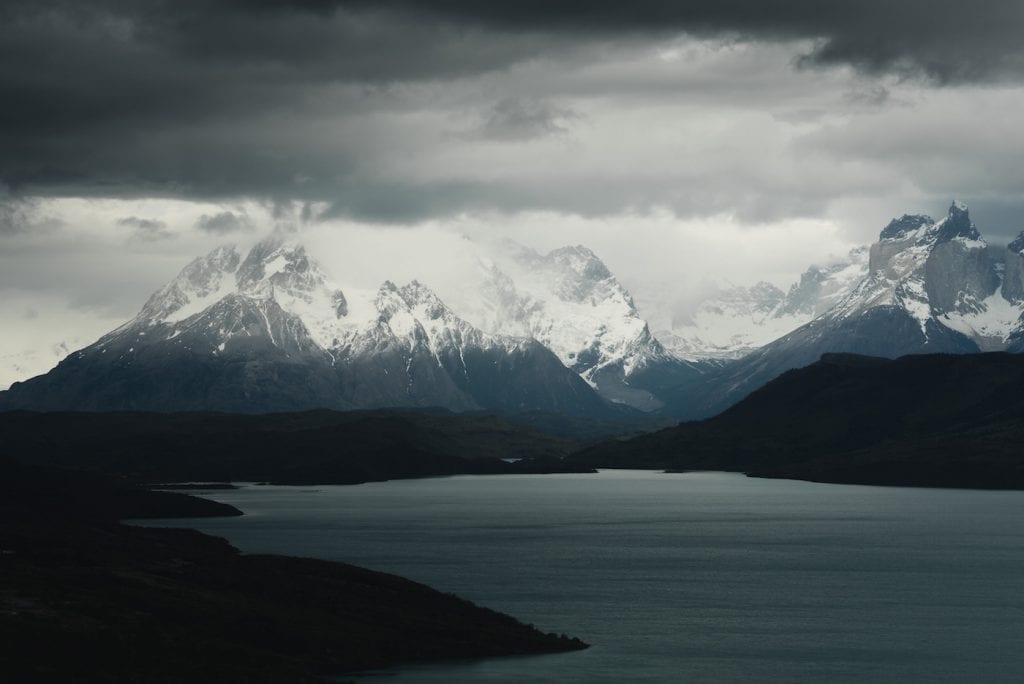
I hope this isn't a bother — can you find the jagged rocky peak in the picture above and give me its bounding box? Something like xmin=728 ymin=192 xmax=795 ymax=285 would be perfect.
xmin=869 ymin=201 xmax=984 ymax=277
xmin=524 ymin=244 xmax=622 ymax=305
xmin=825 ymin=199 xmax=1010 ymax=345
xmin=548 ymin=245 xmax=614 ymax=282
xmin=236 ymin=234 xmax=327 ymax=298
xmin=371 ymin=280 xmax=451 ymax=334
xmin=374 ymin=280 xmax=406 ymax=316
xmin=879 ymin=214 xmax=934 ymax=241
xmin=202 ymin=244 xmax=242 ymax=273
xmin=398 ymin=279 xmax=448 ymax=317
xmin=465 ymin=237 xmax=684 ymax=410
xmin=138 ymin=244 xmax=241 ymax=322
xmin=935 ymin=200 xmax=982 ymax=243
xmin=875 ymin=202 xmax=978 ymax=246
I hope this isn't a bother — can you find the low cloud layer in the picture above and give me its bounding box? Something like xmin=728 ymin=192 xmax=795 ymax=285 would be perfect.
xmin=196 ymin=211 xmax=252 ymax=235
xmin=118 ymin=216 xmax=172 ymax=242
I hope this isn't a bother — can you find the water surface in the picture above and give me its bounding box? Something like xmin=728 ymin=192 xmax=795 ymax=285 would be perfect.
xmin=148 ymin=470 xmax=1024 ymax=682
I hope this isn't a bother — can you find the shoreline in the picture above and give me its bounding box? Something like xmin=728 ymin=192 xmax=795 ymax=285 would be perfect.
xmin=0 ymin=463 xmax=588 ymax=682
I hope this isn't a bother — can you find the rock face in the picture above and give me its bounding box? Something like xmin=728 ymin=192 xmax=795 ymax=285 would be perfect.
xmin=673 ymin=202 xmax=1024 ymax=418
xmin=0 ymin=235 xmax=614 ymax=417
xmin=1002 ymin=232 xmax=1024 ymax=304
xmin=842 ymin=203 xmax=996 ymax=330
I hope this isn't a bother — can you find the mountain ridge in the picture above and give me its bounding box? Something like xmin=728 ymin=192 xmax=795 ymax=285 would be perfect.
xmin=570 ymin=351 xmax=1024 ymax=489
xmin=0 ymin=235 xmax=620 ymax=418
xmin=4 ymin=201 xmax=1024 ymax=421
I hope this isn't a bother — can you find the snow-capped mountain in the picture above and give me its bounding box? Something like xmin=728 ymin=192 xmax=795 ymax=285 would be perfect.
xmin=7 ymin=202 xmax=1020 ymax=421
xmin=455 ymin=241 xmax=702 ymax=411
xmin=659 ymin=248 xmax=869 ymax=360
xmin=674 ymin=202 xmax=1024 ymax=418
xmin=830 ymin=202 xmax=1002 ymax=339
xmin=0 ymin=235 xmax=612 ymax=416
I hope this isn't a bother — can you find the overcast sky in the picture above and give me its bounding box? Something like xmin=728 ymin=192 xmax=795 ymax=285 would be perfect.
xmin=3 ymin=0 xmax=1024 ymax=386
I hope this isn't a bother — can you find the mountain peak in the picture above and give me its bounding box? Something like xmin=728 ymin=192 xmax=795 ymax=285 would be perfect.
xmin=879 ymin=214 xmax=933 ymax=241
xmin=934 ymin=200 xmax=981 ymax=244
xmin=547 ymin=245 xmax=612 ymax=281
xmin=235 ymin=235 xmax=321 ymax=294
xmin=376 ymin=280 xmax=451 ymax=319
xmin=877 ymin=203 xmax=980 ymax=248
xmin=399 ymin=280 xmax=446 ymax=312
xmin=186 ymin=243 xmax=242 ymax=277
xmin=137 ymin=243 xmax=241 ymax=322
xmin=206 ymin=244 xmax=241 ymax=264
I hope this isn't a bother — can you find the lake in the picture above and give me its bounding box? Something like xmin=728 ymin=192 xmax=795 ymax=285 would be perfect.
xmin=146 ymin=470 xmax=1024 ymax=682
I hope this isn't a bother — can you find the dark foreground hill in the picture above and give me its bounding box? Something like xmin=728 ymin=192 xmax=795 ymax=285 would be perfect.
xmin=572 ymin=352 xmax=1024 ymax=489
xmin=0 ymin=408 xmax=591 ymax=485
xmin=0 ymin=463 xmax=587 ymax=682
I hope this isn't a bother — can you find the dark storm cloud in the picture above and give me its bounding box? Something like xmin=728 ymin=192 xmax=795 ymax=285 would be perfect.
xmin=351 ymin=1 xmax=1024 ymax=83
xmin=195 ymin=211 xmax=252 ymax=234
xmin=118 ymin=216 xmax=172 ymax=241
xmin=0 ymin=0 xmax=555 ymax=200
xmin=1 ymin=0 xmax=1023 ymax=218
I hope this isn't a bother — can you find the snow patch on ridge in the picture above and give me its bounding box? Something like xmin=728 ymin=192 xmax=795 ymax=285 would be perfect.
xmin=163 ymin=274 xmax=238 ymax=324
xmin=939 ymin=288 xmax=1024 ymax=349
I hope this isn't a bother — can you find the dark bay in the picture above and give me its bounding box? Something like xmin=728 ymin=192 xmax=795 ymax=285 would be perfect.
xmin=147 ymin=470 xmax=1024 ymax=682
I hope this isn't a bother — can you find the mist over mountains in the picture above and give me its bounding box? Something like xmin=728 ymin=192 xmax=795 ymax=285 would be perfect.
xmin=657 ymin=246 xmax=870 ymax=360
xmin=3 ymin=201 xmax=1024 ymax=422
